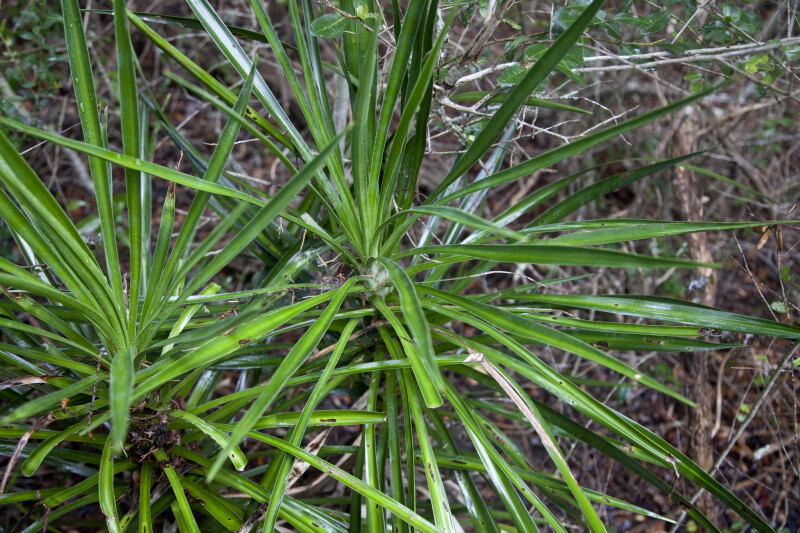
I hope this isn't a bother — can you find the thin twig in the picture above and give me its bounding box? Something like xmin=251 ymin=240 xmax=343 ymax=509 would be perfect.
xmin=574 ymin=36 xmax=800 ymax=73
xmin=669 ymin=341 xmax=800 ymax=533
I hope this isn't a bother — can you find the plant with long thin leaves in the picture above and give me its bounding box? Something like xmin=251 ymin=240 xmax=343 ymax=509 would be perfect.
xmin=0 ymin=0 xmax=796 ymax=532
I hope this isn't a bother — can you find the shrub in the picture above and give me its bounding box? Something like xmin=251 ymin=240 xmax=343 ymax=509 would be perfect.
xmin=0 ymin=0 xmax=796 ymax=532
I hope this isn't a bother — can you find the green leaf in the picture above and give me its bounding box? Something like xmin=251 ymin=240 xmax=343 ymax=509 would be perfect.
xmin=0 ymin=117 xmax=263 ymax=206
xmin=139 ymin=461 xmax=154 ymax=533
xmin=402 ymin=370 xmax=457 ymax=532
xmin=153 ymin=449 xmax=201 ymax=533
xmin=110 ymin=346 xmax=134 ymax=450
xmin=517 ymin=294 xmax=800 ymax=339
xmin=770 ymin=301 xmax=787 ymax=314
xmin=497 ymin=64 xmax=526 ymax=85
xmin=404 ymin=206 xmax=523 ymax=240
xmin=428 ymin=87 xmax=720 ymax=207
xmin=99 ymin=438 xmax=121 ymax=533
xmin=2 ymin=374 xmax=104 ymax=423
xmin=428 ymin=0 xmax=606 ymax=202
xmin=60 ymin=0 xmax=125 ymax=316
xmin=530 ymin=220 xmax=787 ymax=246
xmin=180 ymin=476 xmax=243 ymax=530
xmin=783 ymin=44 xmax=800 ymax=61
xmin=378 ymin=258 xmax=445 ymax=408
xmin=420 ymin=290 xmax=693 ymax=405
xmin=171 ymin=410 xmax=247 ymax=471
xmin=614 ymin=9 xmax=670 ymax=35
xmin=781 ymin=265 xmax=793 ymax=283
xmin=531 ymin=152 xmax=706 ymax=227
xmin=260 ymin=319 xmax=361 ymax=532
xmin=397 ymin=243 xmax=719 ymax=270
xmin=552 ymin=3 xmax=605 ymax=35
xmin=310 ymin=13 xmax=347 ymax=38
xmin=22 ymin=424 xmax=88 ymax=476
xmin=112 ymin=0 xmax=142 ymax=337
xmin=205 ymin=278 xmax=358 ymax=481
xmin=352 ymin=17 xmax=378 ymax=244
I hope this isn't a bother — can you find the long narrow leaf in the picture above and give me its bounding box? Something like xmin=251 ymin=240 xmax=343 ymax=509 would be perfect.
xmin=113 ymin=0 xmax=142 ymax=336
xmin=517 ymin=294 xmax=800 ymax=338
xmin=61 ymin=0 xmax=125 ymax=314
xmin=428 ymin=0 xmax=606 ymax=201
xmin=99 ymin=437 xmax=121 ymax=533
xmin=206 ymin=278 xmax=358 ymax=481
xmin=171 ymin=410 xmax=246 ymax=471
xmin=110 ymin=346 xmax=134 ymax=449
xmin=379 ymin=258 xmax=445 ymax=407
xmin=139 ymin=60 xmax=258 ymax=331
xmin=0 ymin=118 xmax=262 ymax=206
xmin=428 ymin=87 xmax=720 ymax=207
xmin=402 ymin=369 xmax=456 ymax=532
xmin=146 ymin=129 xmax=348 ymax=344
xmin=396 ymin=243 xmax=719 ymax=270
xmin=260 ymin=318 xmax=360 ymax=531
xmin=153 ymin=449 xmax=201 ymax=533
